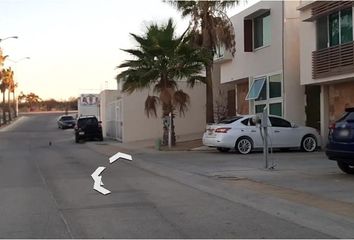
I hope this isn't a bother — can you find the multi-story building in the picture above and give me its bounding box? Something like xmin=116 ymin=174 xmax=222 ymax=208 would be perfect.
xmin=299 ymin=1 xmax=354 ymax=140
xmin=218 ymin=1 xmax=306 ymax=126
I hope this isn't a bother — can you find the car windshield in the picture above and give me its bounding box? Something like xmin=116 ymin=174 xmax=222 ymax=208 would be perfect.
xmin=78 ymin=118 xmax=98 ymax=126
xmin=336 ymin=112 xmax=354 ymax=122
xmin=219 ymin=116 xmax=242 ymax=124
xmin=61 ymin=116 xmax=74 ymax=121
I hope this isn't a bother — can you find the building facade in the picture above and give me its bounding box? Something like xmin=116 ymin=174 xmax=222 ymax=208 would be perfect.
xmin=218 ymin=1 xmax=305 ymax=126
xmin=299 ymin=1 xmax=354 ymax=140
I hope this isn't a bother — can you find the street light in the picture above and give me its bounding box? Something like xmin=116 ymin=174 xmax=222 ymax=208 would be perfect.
xmin=7 ymin=57 xmax=31 ymax=64
xmin=0 ymin=36 xmax=18 ymax=43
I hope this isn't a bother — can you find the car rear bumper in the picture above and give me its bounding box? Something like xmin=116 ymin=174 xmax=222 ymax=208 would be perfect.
xmin=326 ymin=148 xmax=354 ymax=163
xmin=202 ymin=134 xmax=235 ymax=148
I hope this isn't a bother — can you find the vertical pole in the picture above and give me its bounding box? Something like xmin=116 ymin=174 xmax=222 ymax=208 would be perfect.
xmin=263 ymin=107 xmax=268 ymax=169
xmin=168 ymin=112 xmax=172 ymax=149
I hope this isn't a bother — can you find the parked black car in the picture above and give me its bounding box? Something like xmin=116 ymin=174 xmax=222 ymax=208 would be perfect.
xmin=74 ymin=115 xmax=103 ymax=143
xmin=326 ymin=107 xmax=354 ymax=174
xmin=57 ymin=115 xmax=76 ymax=129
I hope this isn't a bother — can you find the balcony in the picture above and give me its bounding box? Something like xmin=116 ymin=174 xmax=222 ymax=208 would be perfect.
xmin=312 ymin=41 xmax=354 ymax=79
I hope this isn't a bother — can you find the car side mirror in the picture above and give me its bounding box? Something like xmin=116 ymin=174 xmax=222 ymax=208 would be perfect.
xmin=292 ymin=123 xmax=298 ymax=128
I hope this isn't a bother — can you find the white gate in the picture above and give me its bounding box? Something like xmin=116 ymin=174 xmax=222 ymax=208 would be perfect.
xmin=106 ymin=99 xmax=123 ymax=142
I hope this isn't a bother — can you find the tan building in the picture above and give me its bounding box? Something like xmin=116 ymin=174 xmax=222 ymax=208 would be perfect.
xmin=298 ymin=1 xmax=354 ymax=141
xmin=100 ymin=81 xmax=206 ymax=143
xmin=218 ymin=1 xmax=305 ymax=126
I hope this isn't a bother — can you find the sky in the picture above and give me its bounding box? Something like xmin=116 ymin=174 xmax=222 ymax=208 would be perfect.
xmin=0 ymin=0 xmax=255 ymax=101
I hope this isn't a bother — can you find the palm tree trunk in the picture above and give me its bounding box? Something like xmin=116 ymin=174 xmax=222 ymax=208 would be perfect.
xmin=12 ymin=92 xmax=16 ymax=117
xmin=2 ymin=92 xmax=6 ymax=124
xmin=8 ymin=90 xmax=11 ymax=121
xmin=205 ymin=62 xmax=214 ymax=124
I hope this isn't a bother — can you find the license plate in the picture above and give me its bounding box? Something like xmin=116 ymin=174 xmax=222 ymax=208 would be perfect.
xmin=79 ymin=132 xmax=85 ymax=135
xmin=339 ymin=129 xmax=350 ymax=137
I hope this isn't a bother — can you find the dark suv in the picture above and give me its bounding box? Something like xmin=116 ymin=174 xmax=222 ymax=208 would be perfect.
xmin=326 ymin=107 xmax=354 ymax=174
xmin=74 ymin=116 xmax=103 ymax=143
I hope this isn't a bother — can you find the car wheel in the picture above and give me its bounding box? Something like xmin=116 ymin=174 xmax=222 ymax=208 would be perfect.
xmin=337 ymin=161 xmax=354 ymax=174
xmin=98 ymin=135 xmax=103 ymax=141
xmin=235 ymin=137 xmax=253 ymax=154
xmin=301 ymin=135 xmax=317 ymax=152
xmin=217 ymin=147 xmax=230 ymax=153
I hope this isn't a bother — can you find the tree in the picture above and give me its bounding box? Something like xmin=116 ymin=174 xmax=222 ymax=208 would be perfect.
xmin=6 ymin=68 xmax=14 ymax=121
xmin=9 ymin=79 xmax=18 ymax=117
xmin=0 ymin=68 xmax=11 ymax=124
xmin=116 ymin=19 xmax=205 ymax=145
xmin=169 ymin=0 xmax=237 ymax=123
xmin=25 ymin=92 xmax=41 ymax=111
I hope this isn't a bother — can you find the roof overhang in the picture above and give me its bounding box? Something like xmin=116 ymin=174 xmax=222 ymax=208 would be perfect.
xmin=244 ymin=9 xmax=270 ymax=20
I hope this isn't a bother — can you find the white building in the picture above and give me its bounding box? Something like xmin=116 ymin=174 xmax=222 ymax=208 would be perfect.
xmin=218 ymin=1 xmax=305 ymax=126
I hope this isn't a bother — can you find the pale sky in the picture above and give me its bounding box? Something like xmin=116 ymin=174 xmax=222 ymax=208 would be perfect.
xmin=0 ymin=0 xmax=255 ymax=101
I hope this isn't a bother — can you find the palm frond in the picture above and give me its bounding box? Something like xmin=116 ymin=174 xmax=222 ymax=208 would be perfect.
xmin=173 ymin=90 xmax=190 ymax=117
xmin=145 ymin=95 xmax=160 ymax=118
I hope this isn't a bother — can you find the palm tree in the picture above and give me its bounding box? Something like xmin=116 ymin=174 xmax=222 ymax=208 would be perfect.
xmin=6 ymin=68 xmax=14 ymax=121
xmin=8 ymin=68 xmax=17 ymax=117
xmin=116 ymin=19 xmax=205 ymax=146
xmin=0 ymin=68 xmax=10 ymax=124
xmin=10 ymin=80 xmax=18 ymax=117
xmin=169 ymin=0 xmax=237 ymax=123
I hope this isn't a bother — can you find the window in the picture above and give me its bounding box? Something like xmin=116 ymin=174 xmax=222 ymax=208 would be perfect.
xmin=317 ymin=16 xmax=328 ymax=49
xmin=241 ymin=118 xmax=257 ymax=126
xmin=246 ymin=77 xmax=266 ymax=100
xmin=219 ymin=116 xmax=242 ymax=124
xmin=254 ymin=11 xmax=271 ymax=49
xmin=247 ymin=73 xmax=283 ymax=117
xmin=269 ymin=103 xmax=282 ymax=116
xmin=255 ymin=104 xmax=266 ymax=114
xmin=269 ymin=74 xmax=282 ymax=98
xmin=341 ymin=8 xmax=353 ymax=44
xmin=269 ymin=117 xmax=291 ymax=128
xmin=316 ymin=8 xmax=353 ymax=49
xmin=244 ymin=10 xmax=271 ymax=52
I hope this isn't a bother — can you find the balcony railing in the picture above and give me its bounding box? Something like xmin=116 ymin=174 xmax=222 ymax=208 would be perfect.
xmin=312 ymin=41 xmax=354 ymax=79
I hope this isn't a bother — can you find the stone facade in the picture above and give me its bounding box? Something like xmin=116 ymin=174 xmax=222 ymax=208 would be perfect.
xmin=328 ymin=80 xmax=354 ymax=122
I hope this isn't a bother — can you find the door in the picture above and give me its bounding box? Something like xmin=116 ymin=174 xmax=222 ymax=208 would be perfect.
xmin=305 ymin=85 xmax=321 ymax=131
xmin=269 ymin=116 xmax=300 ymax=147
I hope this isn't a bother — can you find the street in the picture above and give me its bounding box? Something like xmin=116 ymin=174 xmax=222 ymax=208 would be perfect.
xmin=0 ymin=113 xmax=353 ymax=238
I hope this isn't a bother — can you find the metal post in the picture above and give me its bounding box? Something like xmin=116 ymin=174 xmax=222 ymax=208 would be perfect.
xmin=262 ymin=107 xmax=268 ymax=169
xmin=168 ymin=112 xmax=173 ymax=148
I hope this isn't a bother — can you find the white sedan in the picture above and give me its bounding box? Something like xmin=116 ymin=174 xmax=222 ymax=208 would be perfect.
xmin=202 ymin=115 xmax=321 ymax=154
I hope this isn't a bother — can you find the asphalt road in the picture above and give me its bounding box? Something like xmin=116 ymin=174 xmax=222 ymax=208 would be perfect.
xmin=0 ymin=113 xmax=351 ymax=238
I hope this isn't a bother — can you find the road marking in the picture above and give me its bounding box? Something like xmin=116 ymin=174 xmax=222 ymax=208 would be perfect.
xmin=91 ymin=152 xmax=133 ymax=195
xmin=91 ymin=167 xmax=111 ymax=195
xmin=109 ymin=152 xmax=132 ymax=163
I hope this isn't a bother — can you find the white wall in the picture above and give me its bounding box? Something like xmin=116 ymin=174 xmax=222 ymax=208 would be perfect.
xmin=220 ymin=1 xmax=283 ymax=83
xmin=283 ymin=0 xmax=305 ymax=125
xmin=121 ymin=82 xmax=206 ymax=143
xmin=99 ymin=90 xmax=119 ymax=137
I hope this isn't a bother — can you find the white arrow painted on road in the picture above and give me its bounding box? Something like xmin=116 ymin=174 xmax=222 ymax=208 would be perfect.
xmin=91 ymin=166 xmax=111 ymax=195
xmin=109 ymin=152 xmax=132 ymax=163
xmin=91 ymin=152 xmax=133 ymax=195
